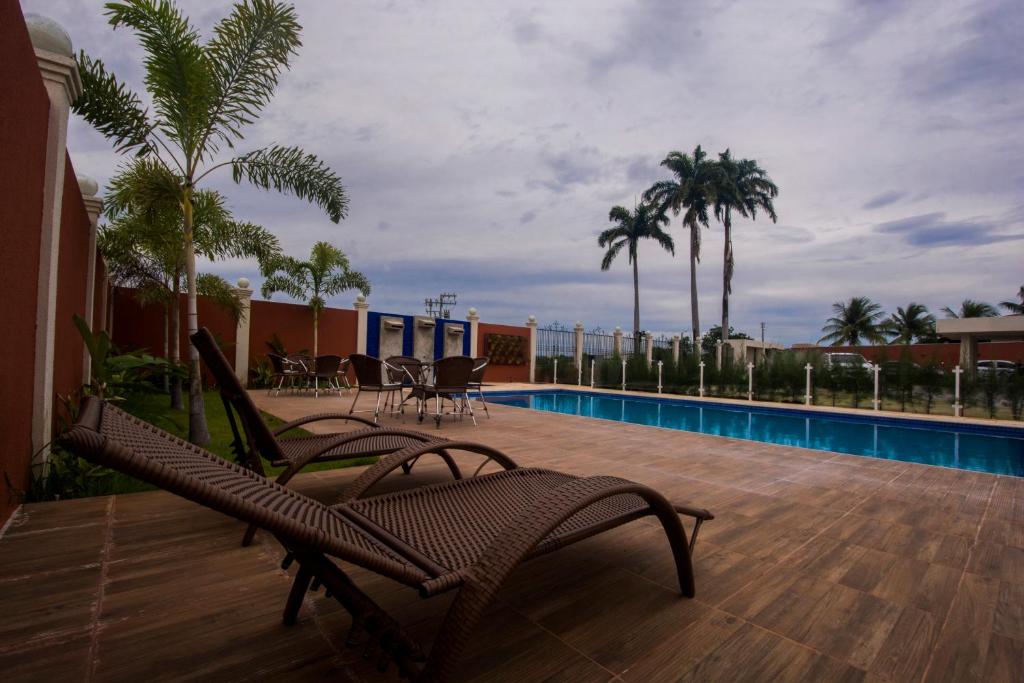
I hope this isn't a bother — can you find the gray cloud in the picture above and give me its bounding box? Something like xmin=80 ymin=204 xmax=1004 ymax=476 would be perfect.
xmin=26 ymin=0 xmax=1023 ymax=344
xmin=875 ymin=212 xmax=1024 ymax=247
xmin=862 ymin=191 xmax=906 ymax=210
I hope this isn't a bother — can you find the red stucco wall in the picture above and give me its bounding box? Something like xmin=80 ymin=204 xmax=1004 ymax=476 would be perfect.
xmin=811 ymin=341 xmax=1024 ymax=367
xmin=0 ymin=0 xmax=52 ymax=524
xmin=478 ymin=322 xmax=531 ymax=382
xmin=111 ymin=287 xmax=238 ymax=381
xmin=248 ymin=299 xmax=358 ymax=382
xmin=52 ymin=155 xmax=91 ymax=412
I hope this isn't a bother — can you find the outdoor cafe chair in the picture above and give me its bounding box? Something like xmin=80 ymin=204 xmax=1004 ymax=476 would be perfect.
xmin=266 ymin=353 xmax=303 ymax=396
xmin=412 ymin=355 xmax=477 ymax=427
xmin=348 ymin=354 xmax=404 ymax=423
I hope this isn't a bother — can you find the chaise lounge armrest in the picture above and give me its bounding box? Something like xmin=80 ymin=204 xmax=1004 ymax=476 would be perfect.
xmin=339 ymin=441 xmax=520 ymax=501
xmin=272 ymin=412 xmax=380 ymax=436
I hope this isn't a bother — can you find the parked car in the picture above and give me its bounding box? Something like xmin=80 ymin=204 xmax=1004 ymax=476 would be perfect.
xmin=976 ymin=360 xmax=1019 ymax=377
xmin=822 ymin=352 xmax=873 ymax=371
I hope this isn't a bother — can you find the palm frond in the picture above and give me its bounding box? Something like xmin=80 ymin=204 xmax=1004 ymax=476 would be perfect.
xmin=73 ymin=51 xmax=154 ymax=156
xmin=196 ymin=272 xmax=243 ymax=322
xmin=260 ymin=270 xmax=306 ymax=301
xmin=203 ymin=0 xmax=301 ymax=154
xmin=104 ymin=157 xmax=182 ymax=219
xmin=600 ymin=238 xmax=627 ymax=271
xmin=105 ymin=0 xmax=213 ymax=156
xmin=230 ymin=145 xmax=348 ymax=222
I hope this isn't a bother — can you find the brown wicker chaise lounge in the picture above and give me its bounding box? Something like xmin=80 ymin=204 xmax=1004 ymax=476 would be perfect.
xmin=191 ymin=328 xmax=445 ymax=546
xmin=60 ymin=398 xmax=713 ymax=681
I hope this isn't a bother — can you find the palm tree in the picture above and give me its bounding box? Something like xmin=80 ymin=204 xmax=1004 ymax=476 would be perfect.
xmin=643 ymin=146 xmax=717 ymax=341
xmin=941 ymin=300 xmax=999 ymax=318
xmin=819 ymin=297 xmax=888 ymax=346
xmin=101 ymin=187 xmax=280 ymax=409
xmin=884 ymin=302 xmax=936 ymax=344
xmin=711 ymin=150 xmax=778 ymax=349
xmin=261 ymin=242 xmax=370 ymax=361
xmin=999 ymin=286 xmax=1024 ymax=315
xmin=73 ymin=0 xmax=346 ymax=444
xmin=598 ymin=202 xmax=674 ymax=340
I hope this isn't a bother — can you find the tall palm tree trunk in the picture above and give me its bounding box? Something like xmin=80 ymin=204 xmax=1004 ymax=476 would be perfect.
xmin=312 ymin=308 xmax=319 ymax=360
xmin=690 ymin=227 xmax=700 ymax=346
xmin=169 ymin=270 xmax=183 ymax=410
xmin=632 ymin=257 xmax=641 ymax=344
xmin=162 ymin=299 xmax=170 ymax=395
xmin=721 ymin=212 xmax=733 ymax=356
xmin=183 ymin=193 xmax=211 ymax=445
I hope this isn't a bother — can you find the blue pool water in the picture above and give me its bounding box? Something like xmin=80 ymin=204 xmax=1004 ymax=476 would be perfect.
xmin=487 ymin=391 xmax=1024 ymax=476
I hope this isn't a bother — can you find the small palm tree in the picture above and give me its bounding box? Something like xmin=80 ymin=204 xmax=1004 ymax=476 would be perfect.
xmin=712 ymin=150 xmax=778 ymax=347
xmin=74 ymin=0 xmax=346 ymax=444
xmin=884 ymin=303 xmax=936 ymax=344
xmin=643 ymin=146 xmax=717 ymax=340
xmin=261 ymin=242 xmax=370 ymax=359
xmin=999 ymin=286 xmax=1024 ymax=315
xmin=819 ymin=297 xmax=888 ymax=346
xmin=102 ymin=186 xmax=280 ymax=409
xmin=598 ymin=203 xmax=674 ymax=340
xmin=941 ymin=299 xmax=999 ymax=318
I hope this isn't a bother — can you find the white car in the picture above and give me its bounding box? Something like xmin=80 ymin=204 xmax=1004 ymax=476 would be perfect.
xmin=976 ymin=360 xmax=1018 ymax=376
xmin=822 ymin=352 xmax=874 ymax=371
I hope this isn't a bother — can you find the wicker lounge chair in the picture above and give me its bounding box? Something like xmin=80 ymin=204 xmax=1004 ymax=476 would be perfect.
xmin=191 ymin=328 xmax=443 ymax=546
xmin=60 ymin=397 xmax=712 ymax=681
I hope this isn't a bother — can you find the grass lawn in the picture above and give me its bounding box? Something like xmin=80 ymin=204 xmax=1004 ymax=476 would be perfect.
xmin=103 ymin=389 xmax=376 ymax=495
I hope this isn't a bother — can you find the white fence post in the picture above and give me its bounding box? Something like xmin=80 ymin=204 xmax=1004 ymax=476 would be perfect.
xmin=526 ymin=315 xmax=538 ymax=383
xmin=698 ymin=361 xmax=705 ymax=397
xmin=553 ymin=357 xmax=558 ymax=385
xmin=872 ymin=363 xmax=881 ymax=411
xmin=574 ymin=321 xmax=584 ymax=378
xmin=747 ymin=362 xmax=754 ymax=401
xmin=590 ymin=358 xmax=595 ymax=388
xmin=577 ymin=362 xmax=582 ymax=386
xmin=657 ymin=360 xmax=663 ymax=394
xmin=804 ymin=363 xmax=813 ymax=406
xmin=953 ymin=365 xmax=963 ymax=417
xmin=621 ymin=358 xmax=627 ymax=391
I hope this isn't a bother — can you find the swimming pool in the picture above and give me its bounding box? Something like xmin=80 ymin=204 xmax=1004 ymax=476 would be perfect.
xmin=486 ymin=390 xmax=1024 ymax=476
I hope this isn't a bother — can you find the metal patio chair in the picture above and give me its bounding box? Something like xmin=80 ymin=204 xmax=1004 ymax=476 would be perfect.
xmin=348 ymin=354 xmax=404 ymax=423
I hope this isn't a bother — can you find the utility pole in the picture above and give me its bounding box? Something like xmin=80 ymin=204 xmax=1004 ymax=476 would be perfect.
xmin=760 ymin=321 xmax=766 ymax=344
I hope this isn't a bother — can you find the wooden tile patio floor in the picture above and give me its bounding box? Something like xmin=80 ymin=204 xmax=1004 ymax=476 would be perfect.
xmin=1 ymin=389 xmax=1021 ymax=681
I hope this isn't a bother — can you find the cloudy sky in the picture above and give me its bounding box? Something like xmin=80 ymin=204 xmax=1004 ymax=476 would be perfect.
xmin=25 ymin=0 xmax=1023 ymax=343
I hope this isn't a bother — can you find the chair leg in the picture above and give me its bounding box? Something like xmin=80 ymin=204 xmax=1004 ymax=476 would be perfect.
xmin=374 ymin=391 xmax=383 ymax=423
xmin=348 ymin=388 xmax=362 ymax=414
xmin=464 ymin=391 xmax=477 ymax=426
xmin=477 ymin=387 xmax=489 ymax=418
xmin=283 ymin=564 xmax=314 ymax=626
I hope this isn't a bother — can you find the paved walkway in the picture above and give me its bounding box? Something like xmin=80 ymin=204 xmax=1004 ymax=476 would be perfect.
xmin=0 ymin=388 xmax=1020 ymax=681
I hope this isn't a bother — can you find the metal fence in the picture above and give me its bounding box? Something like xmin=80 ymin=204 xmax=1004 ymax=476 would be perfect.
xmin=536 ymin=325 xmax=575 ymax=358
xmin=582 ymin=331 xmax=616 ymax=358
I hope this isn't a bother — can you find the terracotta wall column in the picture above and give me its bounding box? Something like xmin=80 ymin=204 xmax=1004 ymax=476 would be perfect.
xmin=467 ymin=307 xmax=480 ymax=356
xmin=28 ymin=16 xmax=81 ymax=461
xmin=526 ymin=315 xmax=538 ymax=383
xmin=354 ymin=294 xmax=369 ymax=354
xmin=234 ymin=278 xmax=252 ymax=386
xmin=79 ymin=176 xmax=102 ymax=383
